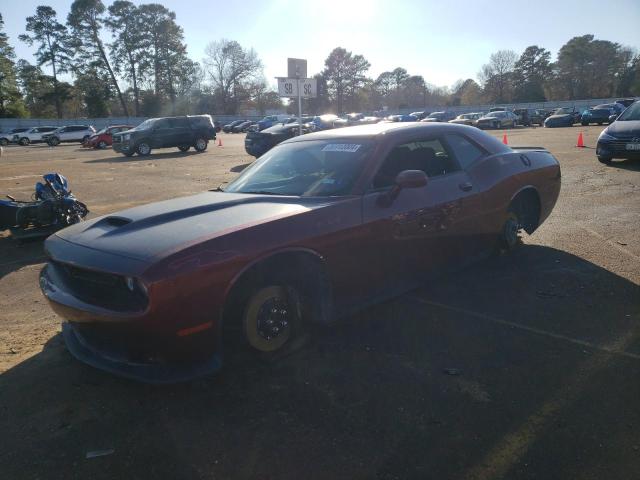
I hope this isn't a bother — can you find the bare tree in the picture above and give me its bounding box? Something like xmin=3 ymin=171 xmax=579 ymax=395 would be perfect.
xmin=203 ymin=39 xmax=262 ymax=114
xmin=479 ymin=49 xmax=517 ymax=103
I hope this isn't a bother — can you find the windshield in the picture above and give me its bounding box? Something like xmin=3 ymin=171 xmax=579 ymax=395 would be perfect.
xmin=133 ymin=119 xmax=156 ymax=130
xmin=224 ymin=139 xmax=374 ymax=197
xmin=617 ymin=102 xmax=640 ymax=121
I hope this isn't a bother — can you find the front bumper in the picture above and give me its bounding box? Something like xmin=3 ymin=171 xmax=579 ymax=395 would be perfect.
xmin=112 ymin=142 xmax=131 ymax=153
xmin=62 ymin=322 xmax=221 ymax=384
xmin=597 ymin=140 xmax=640 ymax=160
xmin=477 ymin=120 xmax=499 ymax=129
xmin=40 ymin=259 xmax=223 ymax=384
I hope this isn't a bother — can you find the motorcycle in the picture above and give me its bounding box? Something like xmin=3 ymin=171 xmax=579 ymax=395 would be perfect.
xmin=0 ymin=173 xmax=89 ymax=240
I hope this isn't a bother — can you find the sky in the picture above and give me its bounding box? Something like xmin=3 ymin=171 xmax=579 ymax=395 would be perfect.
xmin=2 ymin=0 xmax=640 ymax=89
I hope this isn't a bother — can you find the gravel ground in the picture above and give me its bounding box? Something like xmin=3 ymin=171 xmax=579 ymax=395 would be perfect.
xmin=1 ymin=126 xmax=639 ymax=480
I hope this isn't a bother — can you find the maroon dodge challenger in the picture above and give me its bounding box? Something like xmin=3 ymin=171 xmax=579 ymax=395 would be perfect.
xmin=40 ymin=123 xmax=561 ymax=383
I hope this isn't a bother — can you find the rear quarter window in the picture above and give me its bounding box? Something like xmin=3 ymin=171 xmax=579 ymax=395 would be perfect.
xmin=444 ymin=134 xmax=486 ymax=170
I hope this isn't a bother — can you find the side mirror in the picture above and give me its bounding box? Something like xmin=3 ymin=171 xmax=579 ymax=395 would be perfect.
xmin=378 ymin=170 xmax=428 ymax=206
xmin=609 ymin=114 xmax=618 ymax=123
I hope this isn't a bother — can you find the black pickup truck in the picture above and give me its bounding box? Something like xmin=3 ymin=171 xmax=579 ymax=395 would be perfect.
xmin=112 ymin=115 xmax=216 ymax=157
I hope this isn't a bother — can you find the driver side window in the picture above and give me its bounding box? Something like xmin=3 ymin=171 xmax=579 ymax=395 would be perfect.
xmin=372 ymin=138 xmax=460 ymax=189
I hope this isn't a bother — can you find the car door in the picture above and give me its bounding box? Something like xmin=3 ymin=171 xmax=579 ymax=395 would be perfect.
xmin=151 ymin=119 xmax=172 ymax=148
xmin=361 ymin=136 xmax=476 ymax=293
xmin=169 ymin=117 xmax=190 ymax=146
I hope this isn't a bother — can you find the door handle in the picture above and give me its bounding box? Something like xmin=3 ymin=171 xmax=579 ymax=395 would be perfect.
xmin=459 ymin=182 xmax=473 ymax=192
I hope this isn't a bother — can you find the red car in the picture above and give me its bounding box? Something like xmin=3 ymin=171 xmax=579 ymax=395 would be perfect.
xmin=40 ymin=123 xmax=561 ymax=383
xmin=84 ymin=125 xmax=134 ymax=148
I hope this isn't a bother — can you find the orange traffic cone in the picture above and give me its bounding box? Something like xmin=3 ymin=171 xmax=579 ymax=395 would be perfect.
xmin=576 ymin=132 xmax=585 ymax=148
xmin=502 ymin=133 xmax=508 ymax=145
xmin=217 ymin=137 xmax=222 ymax=147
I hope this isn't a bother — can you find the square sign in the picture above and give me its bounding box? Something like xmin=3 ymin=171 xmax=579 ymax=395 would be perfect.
xmin=287 ymin=58 xmax=307 ymax=78
xmin=277 ymin=78 xmax=317 ymax=98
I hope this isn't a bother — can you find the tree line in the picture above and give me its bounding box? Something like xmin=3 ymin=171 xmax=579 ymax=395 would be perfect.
xmin=0 ymin=2 xmax=638 ymax=119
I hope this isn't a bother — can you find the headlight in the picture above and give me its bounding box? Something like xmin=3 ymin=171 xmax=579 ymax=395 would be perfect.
xmin=123 ymin=133 xmax=130 ymax=141
xmin=598 ymin=131 xmax=617 ymax=142
xmin=124 ymin=276 xmax=148 ymax=295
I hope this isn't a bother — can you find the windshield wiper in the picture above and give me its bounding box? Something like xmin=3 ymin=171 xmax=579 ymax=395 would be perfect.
xmin=242 ymin=190 xmax=289 ymax=195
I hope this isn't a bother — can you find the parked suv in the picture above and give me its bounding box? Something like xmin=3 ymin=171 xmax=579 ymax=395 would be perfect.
xmin=43 ymin=125 xmax=96 ymax=146
xmin=112 ymin=115 xmax=216 ymax=156
xmin=0 ymin=128 xmax=30 ymax=146
xmin=513 ymin=108 xmax=546 ymax=126
xmin=13 ymin=126 xmax=58 ymax=145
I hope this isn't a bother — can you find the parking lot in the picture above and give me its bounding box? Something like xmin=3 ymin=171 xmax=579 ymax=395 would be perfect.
xmin=1 ymin=126 xmax=639 ymax=479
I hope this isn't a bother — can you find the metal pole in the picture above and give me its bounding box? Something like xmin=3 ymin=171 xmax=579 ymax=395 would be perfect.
xmin=297 ymin=77 xmax=302 ymax=136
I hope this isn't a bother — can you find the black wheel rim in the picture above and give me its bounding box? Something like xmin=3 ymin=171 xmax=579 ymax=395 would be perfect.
xmin=256 ymin=296 xmax=291 ymax=341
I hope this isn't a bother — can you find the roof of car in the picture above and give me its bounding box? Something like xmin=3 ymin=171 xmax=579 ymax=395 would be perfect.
xmin=286 ymin=121 xmax=476 ymax=143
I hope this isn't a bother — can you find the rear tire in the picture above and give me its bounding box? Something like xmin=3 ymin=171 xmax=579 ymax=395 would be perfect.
xmin=97 ymin=140 xmax=107 ymax=149
xmin=194 ymin=138 xmax=208 ymax=152
xmin=0 ymin=138 xmax=7 ymax=146
xmin=82 ymin=135 xmax=91 ymax=144
xmin=19 ymin=137 xmax=29 ymax=146
xmin=48 ymin=137 xmax=60 ymax=146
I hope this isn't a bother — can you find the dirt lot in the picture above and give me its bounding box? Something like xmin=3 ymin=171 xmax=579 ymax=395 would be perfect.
xmin=1 ymin=126 xmax=639 ymax=480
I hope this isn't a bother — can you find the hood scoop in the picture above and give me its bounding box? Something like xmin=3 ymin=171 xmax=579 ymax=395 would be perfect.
xmin=105 ymin=216 xmax=131 ymax=226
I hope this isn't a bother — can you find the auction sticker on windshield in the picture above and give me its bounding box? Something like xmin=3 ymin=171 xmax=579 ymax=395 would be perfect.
xmin=321 ymin=144 xmax=362 ymax=153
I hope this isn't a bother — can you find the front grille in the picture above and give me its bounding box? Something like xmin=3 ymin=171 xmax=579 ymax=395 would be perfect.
xmin=603 ymin=140 xmax=640 ymax=154
xmin=51 ymin=261 xmax=148 ymax=312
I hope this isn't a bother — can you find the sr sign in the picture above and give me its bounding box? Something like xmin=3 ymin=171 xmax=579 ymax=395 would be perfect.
xmin=277 ymin=77 xmax=317 ymax=98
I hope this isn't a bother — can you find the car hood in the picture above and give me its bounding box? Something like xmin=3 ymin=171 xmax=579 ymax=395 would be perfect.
xmin=606 ymin=120 xmax=640 ymax=137
xmin=54 ymin=192 xmax=331 ymax=263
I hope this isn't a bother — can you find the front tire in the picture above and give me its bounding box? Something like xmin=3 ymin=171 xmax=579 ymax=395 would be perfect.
xmin=19 ymin=137 xmax=30 ymax=146
xmin=194 ymin=138 xmax=208 ymax=152
xmin=136 ymin=142 xmax=151 ymax=156
xmin=597 ymin=156 xmax=612 ymax=165
xmin=97 ymin=140 xmax=107 ymax=149
xmin=499 ymin=211 xmax=521 ymax=252
xmin=0 ymin=138 xmax=7 ymax=146
xmin=178 ymin=145 xmax=190 ymax=152
xmin=242 ymin=285 xmax=301 ymax=354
